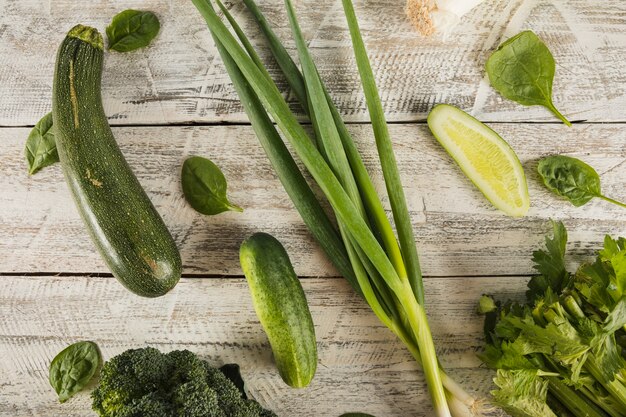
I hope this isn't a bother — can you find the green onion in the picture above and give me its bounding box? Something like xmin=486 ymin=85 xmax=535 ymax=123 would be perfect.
xmin=191 ymin=1 xmax=482 ymax=415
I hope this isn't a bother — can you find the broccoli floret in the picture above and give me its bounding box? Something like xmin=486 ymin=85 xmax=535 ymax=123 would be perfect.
xmin=92 ymin=347 xmax=276 ymax=417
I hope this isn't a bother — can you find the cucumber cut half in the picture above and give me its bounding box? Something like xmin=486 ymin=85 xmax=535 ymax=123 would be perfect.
xmin=427 ymin=104 xmax=530 ymax=217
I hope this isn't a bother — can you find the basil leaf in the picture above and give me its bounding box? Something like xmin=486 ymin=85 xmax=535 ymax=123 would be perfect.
xmin=25 ymin=113 xmax=58 ymax=175
xmin=106 ymin=10 xmax=160 ymax=52
xmin=182 ymin=156 xmax=243 ymax=215
xmin=538 ymin=155 xmax=626 ymax=209
xmin=486 ymin=31 xmax=571 ymax=126
xmin=49 ymin=341 xmax=102 ymax=403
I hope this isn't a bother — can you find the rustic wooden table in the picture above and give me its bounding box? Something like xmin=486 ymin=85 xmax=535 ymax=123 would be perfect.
xmin=1 ymin=0 xmax=625 ymax=416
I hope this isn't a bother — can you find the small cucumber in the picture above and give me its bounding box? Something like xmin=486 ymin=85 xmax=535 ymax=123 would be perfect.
xmin=52 ymin=25 xmax=181 ymax=297
xmin=240 ymin=232 xmax=317 ymax=388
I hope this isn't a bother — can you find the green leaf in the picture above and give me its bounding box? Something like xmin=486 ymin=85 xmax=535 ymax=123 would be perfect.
xmin=604 ymin=297 xmax=626 ymax=334
xmin=478 ymin=341 xmax=537 ymax=371
xmin=181 ymin=156 xmax=242 ymax=215
xmin=538 ymin=155 xmax=626 ymax=209
xmin=49 ymin=341 xmax=101 ymax=403
xmin=486 ymin=31 xmax=570 ymax=126
xmin=600 ymin=235 xmax=625 ymax=262
xmin=106 ymin=10 xmax=160 ymax=52
xmin=538 ymin=156 xmax=602 ymax=206
xmin=491 ymin=369 xmax=558 ymax=417
xmin=575 ymin=259 xmax=616 ymax=313
xmin=25 ymin=113 xmax=58 ymax=175
xmin=590 ymin=332 xmax=624 ymax=384
xmin=527 ymin=221 xmax=569 ymax=300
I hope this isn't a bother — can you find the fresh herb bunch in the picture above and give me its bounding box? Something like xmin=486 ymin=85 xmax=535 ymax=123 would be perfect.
xmin=480 ymin=221 xmax=626 ymax=417
xmin=190 ymin=0 xmax=480 ymax=415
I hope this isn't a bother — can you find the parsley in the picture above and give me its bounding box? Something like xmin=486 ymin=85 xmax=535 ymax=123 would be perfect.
xmin=479 ymin=221 xmax=626 ymax=417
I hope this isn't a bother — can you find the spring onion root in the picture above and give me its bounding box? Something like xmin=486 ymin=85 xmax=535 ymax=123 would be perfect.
xmin=406 ymin=0 xmax=485 ymax=36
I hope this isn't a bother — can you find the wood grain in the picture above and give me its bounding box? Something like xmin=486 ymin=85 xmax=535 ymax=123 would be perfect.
xmin=1 ymin=0 xmax=625 ymax=126
xmin=3 ymin=123 xmax=625 ymax=277
xmin=0 ymin=275 xmax=516 ymax=417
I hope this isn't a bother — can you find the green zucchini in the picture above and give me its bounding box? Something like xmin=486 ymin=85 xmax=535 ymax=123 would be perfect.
xmin=52 ymin=25 xmax=181 ymax=297
xmin=240 ymin=232 xmax=317 ymax=388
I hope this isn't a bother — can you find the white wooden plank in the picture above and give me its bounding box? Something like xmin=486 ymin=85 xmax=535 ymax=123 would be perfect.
xmin=1 ymin=0 xmax=625 ymax=126
xmin=2 ymin=123 xmax=625 ymax=276
xmin=0 ymin=275 xmax=515 ymax=416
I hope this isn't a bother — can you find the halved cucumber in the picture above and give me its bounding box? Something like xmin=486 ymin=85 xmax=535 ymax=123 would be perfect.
xmin=427 ymin=104 xmax=530 ymax=217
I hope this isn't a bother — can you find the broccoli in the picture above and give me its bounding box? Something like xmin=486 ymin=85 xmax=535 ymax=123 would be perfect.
xmin=91 ymin=347 xmax=276 ymax=417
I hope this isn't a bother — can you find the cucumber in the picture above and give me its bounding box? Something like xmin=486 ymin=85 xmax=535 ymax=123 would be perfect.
xmin=52 ymin=25 xmax=181 ymax=297
xmin=239 ymin=232 xmax=317 ymax=388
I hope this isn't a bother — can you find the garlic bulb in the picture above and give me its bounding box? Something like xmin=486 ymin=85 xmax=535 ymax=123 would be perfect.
xmin=406 ymin=0 xmax=485 ymax=37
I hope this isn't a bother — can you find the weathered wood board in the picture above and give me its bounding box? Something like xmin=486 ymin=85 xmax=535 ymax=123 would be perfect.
xmin=2 ymin=0 xmax=626 ymax=416
xmin=1 ymin=0 xmax=626 ymax=126
xmin=2 ymin=123 xmax=625 ymax=277
xmin=0 ymin=275 xmax=516 ymax=417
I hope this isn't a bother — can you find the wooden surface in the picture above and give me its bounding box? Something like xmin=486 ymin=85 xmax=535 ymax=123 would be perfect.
xmin=0 ymin=276 xmax=521 ymax=417
xmin=1 ymin=0 xmax=626 ymax=126
xmin=3 ymin=124 xmax=626 ymax=277
xmin=1 ymin=0 xmax=626 ymax=416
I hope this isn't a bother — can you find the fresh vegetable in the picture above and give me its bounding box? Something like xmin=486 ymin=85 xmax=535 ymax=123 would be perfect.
xmin=52 ymin=25 xmax=181 ymax=297
xmin=181 ymin=155 xmax=243 ymax=215
xmin=480 ymin=221 xmax=626 ymax=417
xmin=191 ymin=1 xmax=480 ymax=415
xmin=91 ymin=347 xmax=276 ymax=416
xmin=240 ymin=232 xmax=317 ymax=388
xmin=49 ymin=341 xmax=102 ymax=403
xmin=25 ymin=112 xmax=58 ymax=175
xmin=486 ymin=31 xmax=571 ymax=126
xmin=406 ymin=0 xmax=486 ymax=37
xmin=427 ymin=104 xmax=530 ymax=217
xmin=106 ymin=10 xmax=160 ymax=52
xmin=538 ymin=155 xmax=626 ymax=209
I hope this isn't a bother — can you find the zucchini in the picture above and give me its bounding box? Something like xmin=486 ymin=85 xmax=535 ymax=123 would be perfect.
xmin=52 ymin=25 xmax=181 ymax=297
xmin=239 ymin=233 xmax=317 ymax=388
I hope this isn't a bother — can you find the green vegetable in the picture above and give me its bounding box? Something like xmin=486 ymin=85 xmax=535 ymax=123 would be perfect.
xmin=191 ymin=1 xmax=480 ymax=415
xmin=25 ymin=112 xmax=58 ymax=175
xmin=210 ymin=0 xmax=354 ymax=285
xmin=52 ymin=25 xmax=181 ymax=297
xmin=486 ymin=30 xmax=571 ymax=126
xmin=49 ymin=341 xmax=101 ymax=403
xmin=427 ymin=104 xmax=530 ymax=217
xmin=538 ymin=155 xmax=626 ymax=209
xmin=479 ymin=221 xmax=626 ymax=417
xmin=106 ymin=10 xmax=160 ymax=52
xmin=181 ymin=156 xmax=242 ymax=215
xmin=240 ymin=232 xmax=317 ymax=388
xmin=218 ymin=363 xmax=247 ymax=398
xmin=91 ymin=347 xmax=276 ymax=416
xmin=477 ymin=294 xmax=497 ymax=314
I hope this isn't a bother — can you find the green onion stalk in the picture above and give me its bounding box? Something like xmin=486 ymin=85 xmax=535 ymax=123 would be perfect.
xmin=190 ymin=0 xmax=484 ymax=415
